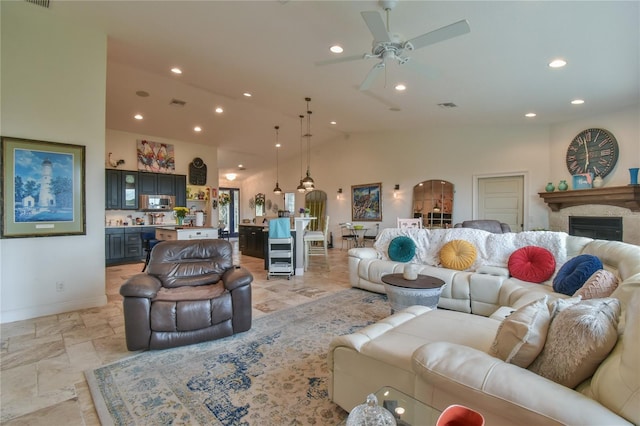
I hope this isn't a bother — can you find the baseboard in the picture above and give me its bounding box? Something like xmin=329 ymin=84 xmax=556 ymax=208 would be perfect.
xmin=0 ymin=295 xmax=108 ymax=324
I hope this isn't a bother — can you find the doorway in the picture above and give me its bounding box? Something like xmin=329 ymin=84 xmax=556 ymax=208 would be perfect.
xmin=475 ymin=175 xmax=524 ymax=232
xmin=220 ymin=187 xmax=240 ymax=237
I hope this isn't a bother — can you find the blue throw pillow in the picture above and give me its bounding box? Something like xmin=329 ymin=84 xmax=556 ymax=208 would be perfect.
xmin=388 ymin=236 xmax=416 ymax=262
xmin=553 ymin=254 xmax=603 ymax=296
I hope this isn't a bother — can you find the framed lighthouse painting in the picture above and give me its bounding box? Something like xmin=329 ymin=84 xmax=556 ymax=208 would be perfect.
xmin=1 ymin=137 xmax=86 ymax=238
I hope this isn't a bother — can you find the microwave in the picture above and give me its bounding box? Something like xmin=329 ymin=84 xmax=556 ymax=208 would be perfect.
xmin=140 ymin=194 xmax=175 ymax=211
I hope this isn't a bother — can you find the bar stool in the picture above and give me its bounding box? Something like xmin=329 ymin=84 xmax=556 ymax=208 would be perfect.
xmin=140 ymin=232 xmax=160 ymax=272
xmin=304 ymin=216 xmax=330 ymax=270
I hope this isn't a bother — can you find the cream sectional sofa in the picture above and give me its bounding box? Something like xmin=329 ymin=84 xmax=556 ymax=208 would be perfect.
xmin=330 ymin=228 xmax=640 ymax=425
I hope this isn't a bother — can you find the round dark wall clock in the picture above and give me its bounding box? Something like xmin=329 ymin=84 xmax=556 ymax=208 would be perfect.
xmin=565 ymin=128 xmax=619 ymax=178
xmin=188 ymin=157 xmax=207 ymax=185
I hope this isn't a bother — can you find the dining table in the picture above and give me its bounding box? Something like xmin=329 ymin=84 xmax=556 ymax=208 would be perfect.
xmin=349 ymin=226 xmax=370 ymax=248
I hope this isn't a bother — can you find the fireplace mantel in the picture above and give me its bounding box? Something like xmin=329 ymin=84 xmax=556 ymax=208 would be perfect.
xmin=539 ymin=185 xmax=640 ymax=212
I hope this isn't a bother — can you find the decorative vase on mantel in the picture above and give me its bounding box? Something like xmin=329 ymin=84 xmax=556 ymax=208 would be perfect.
xmin=545 ymin=182 xmax=555 ymax=192
xmin=593 ymin=175 xmax=604 ymax=188
xmin=558 ymin=180 xmax=569 ymax=191
xmin=630 ymin=168 xmax=639 ymax=185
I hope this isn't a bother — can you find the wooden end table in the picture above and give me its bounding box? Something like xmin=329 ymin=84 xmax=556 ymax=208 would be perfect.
xmin=381 ymin=273 xmax=445 ymax=313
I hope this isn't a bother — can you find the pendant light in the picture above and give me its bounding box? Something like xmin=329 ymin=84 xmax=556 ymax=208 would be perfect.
xmin=273 ymin=125 xmax=282 ymax=195
xmin=296 ymin=114 xmax=306 ymax=193
xmin=301 ymin=97 xmax=315 ymax=191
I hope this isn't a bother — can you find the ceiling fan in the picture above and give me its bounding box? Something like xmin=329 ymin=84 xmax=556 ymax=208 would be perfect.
xmin=316 ymin=0 xmax=471 ymax=91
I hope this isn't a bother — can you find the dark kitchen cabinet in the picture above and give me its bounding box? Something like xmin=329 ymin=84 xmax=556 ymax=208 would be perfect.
xmin=239 ymin=225 xmax=265 ymax=259
xmin=138 ymin=172 xmax=186 ymax=202
xmin=106 ymin=226 xmax=156 ymax=265
xmin=105 ymin=169 xmax=121 ymax=209
xmin=105 ymin=228 xmax=125 ymax=262
xmin=105 ymin=170 xmax=138 ymax=210
xmin=139 ymin=172 xmax=158 ymax=195
xmin=174 ymin=174 xmax=187 ymax=207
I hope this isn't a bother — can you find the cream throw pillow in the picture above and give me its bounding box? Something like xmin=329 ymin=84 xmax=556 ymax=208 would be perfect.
xmin=574 ymin=269 xmax=619 ymax=299
xmin=489 ymin=296 xmax=551 ymax=368
xmin=528 ymin=298 xmax=620 ymax=389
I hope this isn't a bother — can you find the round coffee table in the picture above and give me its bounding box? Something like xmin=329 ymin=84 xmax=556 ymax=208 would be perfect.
xmin=381 ymin=273 xmax=445 ymax=313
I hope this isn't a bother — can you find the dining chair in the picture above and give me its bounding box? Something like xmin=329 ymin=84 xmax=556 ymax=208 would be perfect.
xmin=304 ymin=216 xmax=330 ymax=270
xmin=339 ymin=222 xmax=357 ymax=250
xmin=397 ymin=218 xmax=422 ymax=229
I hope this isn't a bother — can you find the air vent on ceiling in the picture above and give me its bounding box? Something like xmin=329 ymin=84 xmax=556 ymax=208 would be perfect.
xmin=438 ymin=102 xmax=458 ymax=109
xmin=25 ymin=0 xmax=50 ymax=7
xmin=169 ymin=99 xmax=186 ymax=107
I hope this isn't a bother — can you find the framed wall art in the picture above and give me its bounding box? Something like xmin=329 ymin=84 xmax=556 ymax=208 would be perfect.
xmin=351 ymin=182 xmax=382 ymax=221
xmin=1 ymin=136 xmax=86 ymax=238
xmin=137 ymin=139 xmax=175 ymax=173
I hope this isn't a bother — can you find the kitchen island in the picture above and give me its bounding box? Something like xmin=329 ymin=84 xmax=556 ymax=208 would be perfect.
xmin=155 ymin=226 xmax=218 ymax=241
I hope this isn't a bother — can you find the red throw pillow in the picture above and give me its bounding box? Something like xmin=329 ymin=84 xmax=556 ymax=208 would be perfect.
xmin=508 ymin=246 xmax=556 ymax=283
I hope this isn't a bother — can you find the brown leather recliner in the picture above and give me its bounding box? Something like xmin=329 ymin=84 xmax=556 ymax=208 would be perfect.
xmin=119 ymin=239 xmax=253 ymax=351
xmin=454 ymin=220 xmax=512 ymax=233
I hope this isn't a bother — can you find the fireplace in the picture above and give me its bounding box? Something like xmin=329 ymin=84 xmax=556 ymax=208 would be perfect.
xmin=568 ymin=216 xmax=622 ymax=241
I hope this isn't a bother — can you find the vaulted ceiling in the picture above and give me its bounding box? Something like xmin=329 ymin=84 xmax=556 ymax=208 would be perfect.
xmin=44 ymin=1 xmax=639 ymax=180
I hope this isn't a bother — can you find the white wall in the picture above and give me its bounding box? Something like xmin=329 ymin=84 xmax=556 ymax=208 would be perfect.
xmin=242 ymin=106 xmax=639 ymax=240
xmin=1 ymin=2 xmax=108 ymax=323
xmin=243 ymin=124 xmax=552 ymax=236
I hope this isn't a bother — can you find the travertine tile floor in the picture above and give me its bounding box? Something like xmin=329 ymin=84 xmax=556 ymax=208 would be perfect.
xmin=0 ymin=240 xmax=351 ymax=425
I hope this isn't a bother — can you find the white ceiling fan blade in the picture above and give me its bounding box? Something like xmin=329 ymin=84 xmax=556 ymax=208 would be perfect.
xmin=315 ymin=54 xmax=366 ymax=67
xmin=361 ymin=11 xmax=391 ymax=42
xmin=359 ymin=62 xmax=385 ymax=91
xmin=406 ymin=19 xmax=471 ymax=50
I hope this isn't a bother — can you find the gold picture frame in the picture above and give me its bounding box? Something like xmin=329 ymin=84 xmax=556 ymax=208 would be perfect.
xmin=1 ymin=136 xmax=86 ymax=238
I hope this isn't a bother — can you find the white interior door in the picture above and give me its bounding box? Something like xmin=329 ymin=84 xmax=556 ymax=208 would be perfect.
xmin=477 ymin=176 xmax=524 ymax=232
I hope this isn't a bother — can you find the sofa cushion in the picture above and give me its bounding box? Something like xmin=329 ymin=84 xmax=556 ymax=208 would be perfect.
xmin=388 ymin=236 xmax=416 ymax=262
xmin=574 ymin=269 xmax=618 ymax=300
xmin=440 ymin=240 xmax=477 ymax=271
xmin=489 ymin=296 xmax=550 ymax=368
xmin=528 ymin=298 xmax=620 ymax=388
xmin=553 ymin=254 xmax=603 ymax=295
xmin=507 ymin=246 xmax=556 ymax=283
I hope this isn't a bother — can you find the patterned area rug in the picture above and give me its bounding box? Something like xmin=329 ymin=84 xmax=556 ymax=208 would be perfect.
xmin=86 ymin=289 xmax=389 ymax=425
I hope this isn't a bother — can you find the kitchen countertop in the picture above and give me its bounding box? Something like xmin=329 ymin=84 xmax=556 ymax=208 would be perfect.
xmin=106 ymin=224 xmax=177 ymax=229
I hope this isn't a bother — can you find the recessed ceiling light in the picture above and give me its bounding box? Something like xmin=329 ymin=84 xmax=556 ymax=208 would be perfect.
xmin=525 ymin=112 xmax=537 ymax=118
xmin=134 ymin=114 xmax=143 ymax=120
xmin=330 ymin=121 xmax=337 ymax=125
xmin=548 ymin=59 xmax=567 ymax=68
xmin=275 ymin=143 xmax=281 ymax=148
xmin=243 ymin=92 xmax=252 ymax=97
xmin=330 ymin=45 xmax=343 ymax=53
xmin=215 ymin=107 xmax=224 ymax=113
xmin=571 ymin=99 xmax=585 ymax=105
xmin=194 ymin=126 xmax=202 ymax=132
xmin=395 ymin=84 xmax=406 ymax=91
xmin=170 ymin=67 xmax=182 ymax=74
xmin=225 ymin=173 xmax=237 ymax=181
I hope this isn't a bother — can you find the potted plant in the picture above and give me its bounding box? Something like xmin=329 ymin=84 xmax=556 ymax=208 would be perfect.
xmin=218 ymin=193 xmax=230 ymax=207
xmin=173 ymin=207 xmax=189 ymax=225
